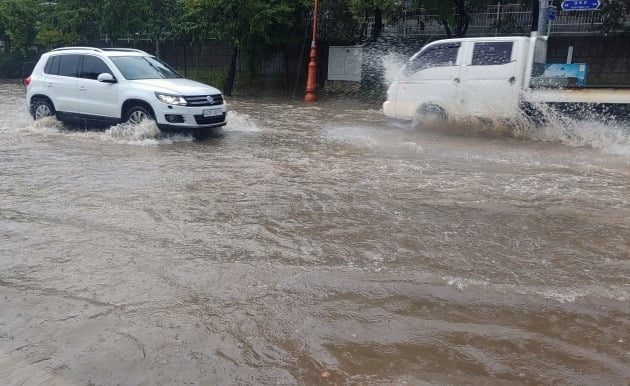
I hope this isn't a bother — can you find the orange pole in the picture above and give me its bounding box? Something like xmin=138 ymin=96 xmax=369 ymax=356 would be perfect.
xmin=304 ymin=0 xmax=319 ymax=102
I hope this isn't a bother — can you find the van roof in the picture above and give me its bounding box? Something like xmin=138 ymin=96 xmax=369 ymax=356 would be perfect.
xmin=430 ymin=36 xmax=531 ymax=44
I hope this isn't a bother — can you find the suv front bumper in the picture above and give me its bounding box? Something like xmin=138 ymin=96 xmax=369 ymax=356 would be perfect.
xmin=153 ymin=103 xmax=228 ymax=132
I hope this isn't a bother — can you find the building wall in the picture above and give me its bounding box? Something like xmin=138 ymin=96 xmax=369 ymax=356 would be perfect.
xmin=547 ymin=35 xmax=630 ymax=85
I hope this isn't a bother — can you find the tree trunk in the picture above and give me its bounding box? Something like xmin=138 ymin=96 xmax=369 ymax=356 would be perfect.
xmin=223 ymin=45 xmax=238 ymax=96
xmin=0 ymin=24 xmax=6 ymax=53
xmin=456 ymin=13 xmax=470 ymax=37
xmin=453 ymin=0 xmax=469 ymax=37
xmin=442 ymin=19 xmax=453 ymax=38
xmin=0 ymin=32 xmax=10 ymax=54
xmin=371 ymin=8 xmax=383 ymax=41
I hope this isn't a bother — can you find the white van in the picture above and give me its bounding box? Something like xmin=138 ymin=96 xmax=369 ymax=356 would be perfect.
xmin=383 ymin=35 xmax=630 ymax=123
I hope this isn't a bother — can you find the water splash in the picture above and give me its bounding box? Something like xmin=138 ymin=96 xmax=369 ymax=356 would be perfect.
xmin=522 ymin=104 xmax=630 ymax=155
xmin=442 ymin=275 xmax=629 ymax=303
xmin=18 ymin=117 xmax=195 ymax=146
xmin=223 ymin=111 xmax=261 ymax=132
xmin=105 ymin=120 xmax=162 ymax=141
xmin=382 ymin=53 xmax=407 ymax=85
xmin=404 ymin=101 xmax=630 ymax=156
xmin=103 ymin=120 xmax=196 ymax=145
xmin=17 ymin=116 xmax=66 ymax=135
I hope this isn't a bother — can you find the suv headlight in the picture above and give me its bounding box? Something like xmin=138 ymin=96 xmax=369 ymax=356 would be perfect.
xmin=155 ymin=93 xmax=187 ymax=106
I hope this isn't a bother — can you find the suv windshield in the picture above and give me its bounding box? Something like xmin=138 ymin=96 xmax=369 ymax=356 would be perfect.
xmin=110 ymin=56 xmax=182 ymax=80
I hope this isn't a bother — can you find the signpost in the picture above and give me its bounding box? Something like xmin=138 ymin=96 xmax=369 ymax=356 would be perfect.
xmin=561 ymin=0 xmax=601 ymax=11
xmin=547 ymin=6 xmax=557 ymax=35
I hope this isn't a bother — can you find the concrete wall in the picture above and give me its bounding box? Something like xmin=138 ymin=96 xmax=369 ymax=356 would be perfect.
xmin=547 ymin=35 xmax=630 ymax=86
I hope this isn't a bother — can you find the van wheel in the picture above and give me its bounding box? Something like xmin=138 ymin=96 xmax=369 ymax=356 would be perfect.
xmin=126 ymin=105 xmax=153 ymax=124
xmin=412 ymin=104 xmax=447 ymax=129
xmin=31 ymin=98 xmax=55 ymax=120
xmin=417 ymin=104 xmax=447 ymax=122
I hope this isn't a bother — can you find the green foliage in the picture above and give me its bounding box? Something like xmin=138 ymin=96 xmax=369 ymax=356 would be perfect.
xmin=598 ymin=0 xmax=630 ymax=35
xmin=0 ymin=0 xmax=40 ymax=53
xmin=184 ymin=68 xmax=228 ymax=88
xmin=181 ymin=0 xmax=295 ymax=46
xmin=409 ymin=0 xmax=491 ymax=37
xmin=146 ymin=0 xmax=183 ymax=43
xmin=100 ymin=0 xmax=148 ymax=43
xmin=43 ymin=0 xmax=103 ymax=44
xmin=181 ymin=0 xmax=299 ymax=94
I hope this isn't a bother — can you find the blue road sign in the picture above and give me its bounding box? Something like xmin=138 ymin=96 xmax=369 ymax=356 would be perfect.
xmin=561 ymin=0 xmax=601 ymax=11
xmin=548 ymin=10 xmax=557 ymax=20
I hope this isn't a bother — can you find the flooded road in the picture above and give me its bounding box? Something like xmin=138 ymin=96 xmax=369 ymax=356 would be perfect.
xmin=1 ymin=81 xmax=629 ymax=385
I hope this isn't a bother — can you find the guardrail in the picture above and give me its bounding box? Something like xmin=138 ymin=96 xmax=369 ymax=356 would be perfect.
xmin=382 ymin=6 xmax=630 ymax=38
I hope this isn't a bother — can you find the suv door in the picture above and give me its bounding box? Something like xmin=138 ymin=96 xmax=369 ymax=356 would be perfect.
xmin=77 ymin=55 xmax=119 ymax=118
xmin=43 ymin=54 xmax=81 ymax=113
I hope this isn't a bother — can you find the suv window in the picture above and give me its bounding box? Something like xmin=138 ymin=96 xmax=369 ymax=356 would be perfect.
xmin=44 ymin=56 xmax=61 ymax=75
xmin=405 ymin=43 xmax=460 ymax=75
xmin=471 ymin=42 xmax=513 ymax=66
xmin=110 ymin=56 xmax=181 ymax=80
xmin=57 ymin=54 xmax=81 ymax=77
xmin=80 ymin=55 xmax=112 ymax=80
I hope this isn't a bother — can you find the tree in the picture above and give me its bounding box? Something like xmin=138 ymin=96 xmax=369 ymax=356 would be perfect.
xmin=411 ymin=0 xmax=491 ymax=38
xmin=182 ymin=0 xmax=295 ymax=95
xmin=598 ymin=0 xmax=630 ymax=35
xmin=0 ymin=6 xmax=10 ymax=53
xmin=145 ymin=0 xmax=185 ymax=57
xmin=346 ymin=0 xmax=402 ymax=40
xmin=100 ymin=0 xmax=148 ymax=44
xmin=0 ymin=0 xmax=40 ymax=53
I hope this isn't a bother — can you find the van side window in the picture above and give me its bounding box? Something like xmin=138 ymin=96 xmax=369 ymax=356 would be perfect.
xmin=471 ymin=42 xmax=513 ymax=66
xmin=405 ymin=43 xmax=460 ymax=75
xmin=80 ymin=55 xmax=112 ymax=80
xmin=57 ymin=55 xmax=81 ymax=77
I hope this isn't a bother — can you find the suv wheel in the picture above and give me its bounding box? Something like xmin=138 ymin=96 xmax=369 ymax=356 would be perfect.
xmin=31 ymin=98 xmax=55 ymax=120
xmin=126 ymin=105 xmax=154 ymax=124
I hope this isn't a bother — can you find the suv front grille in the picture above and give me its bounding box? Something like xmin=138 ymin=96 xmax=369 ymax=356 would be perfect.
xmin=184 ymin=94 xmax=224 ymax=107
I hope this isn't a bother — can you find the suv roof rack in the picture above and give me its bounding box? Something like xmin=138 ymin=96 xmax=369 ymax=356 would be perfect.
xmin=51 ymin=47 xmax=103 ymax=52
xmin=100 ymin=48 xmax=149 ymax=55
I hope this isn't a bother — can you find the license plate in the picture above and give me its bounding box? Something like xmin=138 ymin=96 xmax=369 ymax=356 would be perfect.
xmin=203 ymin=109 xmax=222 ymax=117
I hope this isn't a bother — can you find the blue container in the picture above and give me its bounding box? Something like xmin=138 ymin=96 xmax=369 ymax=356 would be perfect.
xmin=543 ymin=63 xmax=589 ymax=87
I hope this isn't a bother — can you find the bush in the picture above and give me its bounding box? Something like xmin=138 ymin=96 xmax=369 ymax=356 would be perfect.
xmin=181 ymin=68 xmax=228 ymax=91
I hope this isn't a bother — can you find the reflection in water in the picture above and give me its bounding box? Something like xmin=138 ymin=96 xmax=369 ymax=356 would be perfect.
xmin=1 ymin=83 xmax=629 ymax=384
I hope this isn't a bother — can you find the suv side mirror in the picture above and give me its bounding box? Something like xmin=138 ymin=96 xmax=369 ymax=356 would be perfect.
xmin=97 ymin=73 xmax=117 ymax=83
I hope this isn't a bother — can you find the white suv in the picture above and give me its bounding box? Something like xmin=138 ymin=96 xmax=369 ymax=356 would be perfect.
xmin=25 ymin=47 xmax=227 ymax=132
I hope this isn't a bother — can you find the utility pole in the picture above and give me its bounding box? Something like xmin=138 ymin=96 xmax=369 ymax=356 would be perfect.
xmin=304 ymin=0 xmax=319 ymax=102
xmin=537 ymin=0 xmax=551 ymax=36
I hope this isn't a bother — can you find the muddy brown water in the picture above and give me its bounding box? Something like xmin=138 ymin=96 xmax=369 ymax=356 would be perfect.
xmin=1 ymin=82 xmax=629 ymax=385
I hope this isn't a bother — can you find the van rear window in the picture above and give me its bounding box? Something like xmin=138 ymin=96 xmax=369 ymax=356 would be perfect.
xmin=471 ymin=42 xmax=513 ymax=66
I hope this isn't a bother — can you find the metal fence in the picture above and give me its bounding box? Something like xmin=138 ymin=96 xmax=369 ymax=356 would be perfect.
xmin=380 ymin=5 xmax=630 ymax=39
